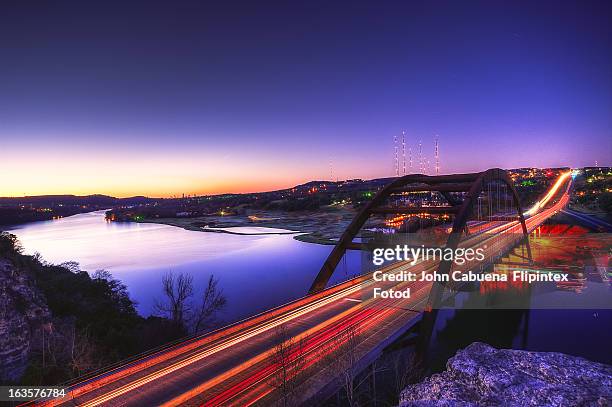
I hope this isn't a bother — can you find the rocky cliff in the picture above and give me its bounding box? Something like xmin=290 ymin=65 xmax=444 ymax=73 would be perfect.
xmin=400 ymin=342 xmax=611 ymax=406
xmin=0 ymin=258 xmax=50 ymax=382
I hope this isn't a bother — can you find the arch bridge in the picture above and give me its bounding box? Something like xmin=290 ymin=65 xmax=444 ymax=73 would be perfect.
xmin=309 ymin=168 xmax=531 ymax=294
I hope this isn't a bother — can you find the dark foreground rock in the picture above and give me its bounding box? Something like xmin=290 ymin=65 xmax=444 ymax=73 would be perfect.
xmin=400 ymin=342 xmax=611 ymax=407
xmin=0 ymin=259 xmax=50 ymax=382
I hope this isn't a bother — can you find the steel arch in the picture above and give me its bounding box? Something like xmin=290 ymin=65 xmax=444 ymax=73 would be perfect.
xmin=308 ymin=168 xmax=530 ymax=294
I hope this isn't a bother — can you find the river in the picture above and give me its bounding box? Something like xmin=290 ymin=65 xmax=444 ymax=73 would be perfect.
xmin=6 ymin=210 xmax=361 ymax=323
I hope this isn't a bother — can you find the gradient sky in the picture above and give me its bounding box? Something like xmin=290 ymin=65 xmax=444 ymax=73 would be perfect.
xmin=1 ymin=1 xmax=611 ymax=197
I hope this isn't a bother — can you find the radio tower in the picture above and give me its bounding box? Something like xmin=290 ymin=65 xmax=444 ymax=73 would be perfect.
xmin=393 ymin=134 xmax=399 ymax=176
xmin=408 ymin=147 xmax=413 ymax=173
xmin=434 ymin=136 xmax=440 ymax=175
xmin=418 ymin=140 xmax=424 ymax=174
xmin=401 ymin=131 xmax=406 ymax=175
xmin=329 ymin=157 xmax=334 ymax=182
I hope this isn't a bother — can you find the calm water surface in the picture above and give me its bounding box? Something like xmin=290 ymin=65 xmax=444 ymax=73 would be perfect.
xmin=8 ymin=211 xmax=360 ymax=323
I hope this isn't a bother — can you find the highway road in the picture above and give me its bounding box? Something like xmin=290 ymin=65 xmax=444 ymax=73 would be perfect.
xmin=37 ymin=172 xmax=572 ymax=407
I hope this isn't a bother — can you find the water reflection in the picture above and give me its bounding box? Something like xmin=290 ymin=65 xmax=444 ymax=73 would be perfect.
xmin=7 ymin=211 xmax=361 ymax=323
xmin=426 ymin=308 xmax=612 ymax=371
xmin=421 ymin=228 xmax=612 ymax=368
xmin=435 ymin=230 xmax=612 ymax=309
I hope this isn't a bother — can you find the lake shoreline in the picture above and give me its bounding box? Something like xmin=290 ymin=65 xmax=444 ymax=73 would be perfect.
xmin=9 ymin=210 xmax=352 ymax=322
xmin=136 ymin=214 xmax=345 ymax=245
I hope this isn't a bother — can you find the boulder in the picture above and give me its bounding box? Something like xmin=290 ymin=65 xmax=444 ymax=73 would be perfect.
xmin=400 ymin=342 xmax=611 ymax=406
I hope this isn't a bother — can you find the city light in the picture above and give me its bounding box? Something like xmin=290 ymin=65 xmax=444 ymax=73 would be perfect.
xmin=524 ymin=171 xmax=572 ymax=216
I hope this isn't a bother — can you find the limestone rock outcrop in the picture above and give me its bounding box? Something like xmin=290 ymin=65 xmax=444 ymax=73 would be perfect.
xmin=0 ymin=259 xmax=50 ymax=382
xmin=400 ymin=342 xmax=611 ymax=406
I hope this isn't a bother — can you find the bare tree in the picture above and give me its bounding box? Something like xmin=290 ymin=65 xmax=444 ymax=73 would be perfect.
xmin=34 ymin=318 xmax=102 ymax=379
xmin=363 ymin=358 xmax=388 ymax=407
xmin=60 ymin=261 xmax=81 ymax=273
xmin=267 ymin=324 xmax=308 ymax=407
xmin=387 ymin=350 xmax=422 ymax=404
xmin=191 ymin=274 xmax=226 ymax=334
xmin=155 ymin=271 xmax=193 ymax=329
xmin=335 ymin=325 xmax=360 ymax=407
xmin=320 ymin=325 xmax=371 ymax=407
xmin=68 ymin=327 xmax=98 ymax=376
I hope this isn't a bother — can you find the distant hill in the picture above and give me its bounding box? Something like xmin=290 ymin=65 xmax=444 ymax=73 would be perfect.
xmin=0 ymin=167 xmax=582 ymax=204
xmin=0 ymin=195 xmax=159 ymax=226
xmin=287 ymin=177 xmax=395 ymax=192
xmin=0 ymin=195 xmax=155 ymax=206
